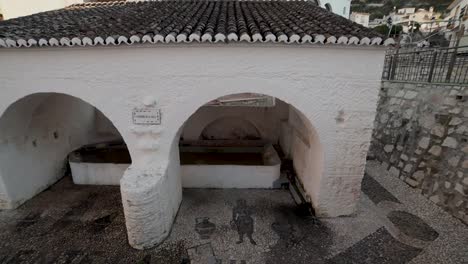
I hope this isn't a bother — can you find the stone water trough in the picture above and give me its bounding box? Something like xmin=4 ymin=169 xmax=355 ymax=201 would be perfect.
xmin=69 ymin=141 xmax=131 ymax=185
xmin=179 ymin=140 xmax=281 ymax=188
xmin=69 ymin=140 xmax=281 ymax=188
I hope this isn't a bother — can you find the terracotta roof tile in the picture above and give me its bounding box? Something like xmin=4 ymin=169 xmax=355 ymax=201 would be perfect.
xmin=0 ymin=0 xmax=394 ymax=48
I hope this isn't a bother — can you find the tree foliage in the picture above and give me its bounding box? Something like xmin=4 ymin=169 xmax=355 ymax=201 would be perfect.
xmin=374 ymin=24 xmax=403 ymax=36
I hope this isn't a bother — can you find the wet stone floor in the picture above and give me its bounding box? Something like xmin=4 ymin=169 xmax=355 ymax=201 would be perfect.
xmin=0 ymin=161 xmax=467 ymax=264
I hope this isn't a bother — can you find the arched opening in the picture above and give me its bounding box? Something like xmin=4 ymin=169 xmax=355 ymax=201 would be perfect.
xmin=325 ymin=3 xmax=332 ymax=12
xmin=178 ymin=93 xmax=323 ymax=203
xmin=0 ymin=93 xmax=131 ymax=209
xmin=200 ymin=117 xmax=261 ymax=140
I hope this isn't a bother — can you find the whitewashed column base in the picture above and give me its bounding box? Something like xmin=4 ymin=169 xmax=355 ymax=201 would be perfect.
xmin=120 ymin=163 xmax=182 ymax=249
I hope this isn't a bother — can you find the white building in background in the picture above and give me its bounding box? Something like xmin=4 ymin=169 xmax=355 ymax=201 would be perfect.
xmin=384 ymin=6 xmax=443 ymax=33
xmin=444 ymin=0 xmax=468 ymax=46
xmin=350 ymin=12 xmax=370 ymax=27
xmin=319 ymin=0 xmax=352 ymax=18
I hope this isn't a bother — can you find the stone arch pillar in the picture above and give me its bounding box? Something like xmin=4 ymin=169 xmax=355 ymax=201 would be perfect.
xmin=120 ymin=127 xmax=183 ymax=249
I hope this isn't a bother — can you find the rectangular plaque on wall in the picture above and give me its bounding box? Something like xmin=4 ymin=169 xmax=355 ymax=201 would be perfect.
xmin=132 ymin=108 xmax=161 ymax=125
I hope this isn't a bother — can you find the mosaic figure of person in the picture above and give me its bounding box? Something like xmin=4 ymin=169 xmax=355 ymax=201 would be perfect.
xmin=231 ymin=199 xmax=257 ymax=245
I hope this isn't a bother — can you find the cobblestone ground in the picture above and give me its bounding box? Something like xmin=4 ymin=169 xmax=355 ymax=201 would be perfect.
xmin=0 ymin=161 xmax=467 ymax=264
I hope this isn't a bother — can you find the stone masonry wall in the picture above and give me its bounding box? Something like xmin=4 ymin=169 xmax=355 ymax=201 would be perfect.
xmin=370 ymin=81 xmax=468 ymax=225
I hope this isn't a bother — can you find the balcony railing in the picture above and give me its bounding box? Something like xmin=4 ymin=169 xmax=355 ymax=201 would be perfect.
xmin=382 ymin=45 xmax=468 ymax=84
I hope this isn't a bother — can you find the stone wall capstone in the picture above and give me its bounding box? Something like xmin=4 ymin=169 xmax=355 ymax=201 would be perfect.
xmin=370 ymin=81 xmax=468 ymax=225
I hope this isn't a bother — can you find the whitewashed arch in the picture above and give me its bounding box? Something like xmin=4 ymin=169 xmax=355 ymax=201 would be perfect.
xmin=0 ymin=92 xmax=132 ymax=209
xmin=175 ymin=92 xmax=324 ymax=193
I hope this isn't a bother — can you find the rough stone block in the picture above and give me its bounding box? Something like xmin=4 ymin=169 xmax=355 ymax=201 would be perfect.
xmin=445 ymin=181 xmax=451 ymax=188
xmin=456 ymin=125 xmax=468 ymax=135
xmin=449 ymin=89 xmax=459 ymax=96
xmin=442 ymin=137 xmax=458 ymax=148
xmin=395 ymin=90 xmax=406 ymax=98
xmin=389 ymin=98 xmax=400 ymax=105
xmin=380 ymin=113 xmax=389 ymax=123
xmin=404 ymin=91 xmax=418 ymax=99
xmin=400 ymin=154 xmax=409 ymax=161
xmin=462 ymin=160 xmax=468 ymax=169
xmin=418 ymin=137 xmax=430 ymax=149
xmin=413 ymin=170 xmax=425 ymax=182
xmin=449 ymin=107 xmax=462 ymax=114
xmin=403 ymin=164 xmax=413 ymax=173
xmin=384 ymin=145 xmax=394 ymax=153
xmin=463 ymin=176 xmax=468 ymax=185
xmin=444 ymin=97 xmax=457 ymax=106
xmin=429 ymin=195 xmax=440 ymax=204
xmin=428 ymin=145 xmax=442 ymax=156
xmin=405 ymin=177 xmax=419 ymax=187
xmin=449 ymin=117 xmax=463 ymax=126
xmin=431 ymin=125 xmax=445 ymax=137
xmin=382 ymin=161 xmax=389 ymax=170
xmin=462 ymin=145 xmax=468 ymax=153
xmin=455 ymin=183 xmax=464 ymax=194
xmin=420 ymin=114 xmax=436 ymax=129
xmin=389 ymin=166 xmax=400 ymax=177
xmin=403 ymin=109 xmax=413 ymax=119
xmin=448 ymin=156 xmax=461 ymax=167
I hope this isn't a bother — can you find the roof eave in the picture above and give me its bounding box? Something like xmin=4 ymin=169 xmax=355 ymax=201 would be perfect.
xmin=0 ymin=34 xmax=393 ymax=49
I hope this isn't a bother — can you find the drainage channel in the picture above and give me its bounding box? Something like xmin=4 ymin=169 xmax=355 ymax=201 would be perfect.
xmin=273 ymin=145 xmax=317 ymax=219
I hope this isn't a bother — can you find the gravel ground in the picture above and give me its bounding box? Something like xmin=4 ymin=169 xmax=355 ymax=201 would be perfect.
xmin=0 ymin=161 xmax=466 ymax=264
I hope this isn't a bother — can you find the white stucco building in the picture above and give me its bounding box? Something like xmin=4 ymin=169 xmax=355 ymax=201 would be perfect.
xmin=445 ymin=0 xmax=468 ymax=46
xmin=350 ymin=12 xmax=370 ymax=28
xmin=319 ymin=0 xmax=351 ymax=18
xmin=0 ymin=0 xmax=393 ymax=249
xmin=385 ymin=6 xmax=442 ymax=33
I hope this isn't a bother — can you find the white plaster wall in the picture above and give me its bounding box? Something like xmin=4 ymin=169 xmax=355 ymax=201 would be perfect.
xmin=181 ymin=100 xmax=289 ymax=142
xmin=0 ymin=44 xmax=385 ymax=248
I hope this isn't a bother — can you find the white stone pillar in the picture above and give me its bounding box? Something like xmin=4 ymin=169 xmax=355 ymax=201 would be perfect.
xmin=120 ymin=162 xmax=182 ymax=249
